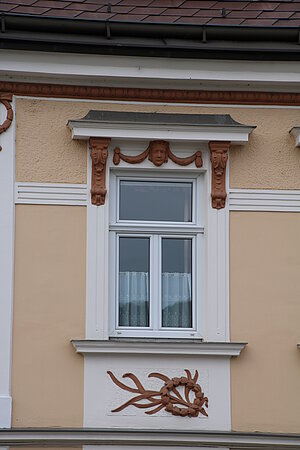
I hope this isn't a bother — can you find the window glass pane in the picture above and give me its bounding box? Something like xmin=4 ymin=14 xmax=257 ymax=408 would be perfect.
xmin=118 ymin=237 xmax=149 ymax=327
xmin=119 ymin=180 xmax=192 ymax=222
xmin=161 ymin=238 xmax=192 ymax=328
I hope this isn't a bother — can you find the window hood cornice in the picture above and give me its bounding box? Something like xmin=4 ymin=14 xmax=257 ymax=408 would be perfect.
xmin=68 ymin=111 xmax=255 ymax=144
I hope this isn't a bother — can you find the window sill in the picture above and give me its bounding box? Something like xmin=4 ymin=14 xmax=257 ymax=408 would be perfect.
xmin=72 ymin=338 xmax=247 ymax=357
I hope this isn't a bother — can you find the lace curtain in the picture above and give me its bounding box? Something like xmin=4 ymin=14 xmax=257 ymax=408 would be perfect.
xmin=119 ymin=272 xmax=192 ymax=328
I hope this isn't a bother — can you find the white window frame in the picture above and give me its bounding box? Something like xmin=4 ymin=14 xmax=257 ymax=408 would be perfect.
xmin=109 ymin=171 xmax=203 ymax=338
xmin=85 ymin=139 xmax=229 ymax=342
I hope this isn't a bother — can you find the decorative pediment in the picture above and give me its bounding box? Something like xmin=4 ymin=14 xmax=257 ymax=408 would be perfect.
xmin=68 ymin=111 xmax=255 ymax=209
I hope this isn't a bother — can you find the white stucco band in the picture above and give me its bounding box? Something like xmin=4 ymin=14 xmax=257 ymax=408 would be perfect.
xmin=0 ymin=99 xmax=15 ymax=429
xmin=0 ymin=128 xmax=14 ymax=420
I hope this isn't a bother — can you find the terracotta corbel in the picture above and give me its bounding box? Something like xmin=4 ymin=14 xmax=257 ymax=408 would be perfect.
xmin=89 ymin=137 xmax=111 ymax=206
xmin=209 ymin=141 xmax=230 ymax=209
xmin=0 ymin=93 xmax=13 ymax=151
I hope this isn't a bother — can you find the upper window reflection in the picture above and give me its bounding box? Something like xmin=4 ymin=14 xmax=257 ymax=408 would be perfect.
xmin=119 ymin=180 xmax=192 ymax=222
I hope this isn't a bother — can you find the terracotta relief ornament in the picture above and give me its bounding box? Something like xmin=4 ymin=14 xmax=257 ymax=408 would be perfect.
xmin=89 ymin=137 xmax=111 ymax=206
xmin=209 ymin=141 xmax=230 ymax=209
xmin=107 ymin=369 xmax=208 ymax=418
xmin=0 ymin=93 xmax=13 ymax=152
xmin=113 ymin=140 xmax=203 ymax=168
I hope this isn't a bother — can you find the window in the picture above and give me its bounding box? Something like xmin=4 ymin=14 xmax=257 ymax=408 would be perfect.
xmin=109 ymin=173 xmax=204 ymax=338
xmin=69 ymin=110 xmax=254 ymax=342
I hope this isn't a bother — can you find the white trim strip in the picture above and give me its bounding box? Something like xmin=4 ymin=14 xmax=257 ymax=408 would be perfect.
xmin=229 ymin=189 xmax=300 ymax=212
xmin=2 ymin=50 xmax=300 ymax=87
xmin=0 ymin=98 xmax=15 ymax=428
xmin=0 ymin=429 xmax=299 ymax=448
xmin=14 ymin=185 xmax=300 ymax=211
xmin=15 ymin=182 xmax=88 ymax=206
xmin=72 ymin=339 xmax=247 ymax=357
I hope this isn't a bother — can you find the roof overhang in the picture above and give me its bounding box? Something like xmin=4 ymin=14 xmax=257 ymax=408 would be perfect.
xmin=1 ymin=13 xmax=300 ymax=61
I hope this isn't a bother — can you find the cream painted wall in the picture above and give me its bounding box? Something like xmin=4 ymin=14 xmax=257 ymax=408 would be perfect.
xmin=12 ymin=205 xmax=86 ymax=427
xmin=15 ymin=98 xmax=300 ymax=189
xmin=230 ymin=211 xmax=300 ymax=433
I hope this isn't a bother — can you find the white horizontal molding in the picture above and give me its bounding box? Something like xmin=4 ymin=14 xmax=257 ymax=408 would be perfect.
xmin=3 ymin=50 xmax=300 ymax=88
xmin=72 ymin=339 xmax=247 ymax=357
xmin=69 ymin=125 xmax=253 ymax=144
xmin=0 ymin=429 xmax=299 ymax=448
xmin=229 ymin=189 xmax=300 ymax=212
xmin=0 ymin=397 xmax=12 ymax=429
xmin=15 ymin=182 xmax=88 ymax=206
xmin=109 ymin=224 xmax=204 ymax=234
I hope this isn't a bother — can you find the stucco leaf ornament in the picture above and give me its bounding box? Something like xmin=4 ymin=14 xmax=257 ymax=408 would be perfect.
xmin=107 ymin=369 xmax=208 ymax=418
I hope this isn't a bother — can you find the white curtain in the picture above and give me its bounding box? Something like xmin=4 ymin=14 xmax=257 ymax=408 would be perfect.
xmin=119 ymin=272 xmax=191 ymax=328
xmin=119 ymin=272 xmax=149 ymax=327
xmin=162 ymin=272 xmax=192 ymax=328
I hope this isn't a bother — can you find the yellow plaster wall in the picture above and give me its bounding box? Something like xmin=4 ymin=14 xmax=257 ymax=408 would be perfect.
xmin=13 ymin=97 xmax=300 ymax=432
xmin=230 ymin=211 xmax=300 ymax=433
xmin=12 ymin=205 xmax=86 ymax=427
xmin=15 ymin=97 xmax=300 ymax=189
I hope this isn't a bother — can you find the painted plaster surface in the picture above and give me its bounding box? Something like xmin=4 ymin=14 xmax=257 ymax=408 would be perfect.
xmin=84 ymin=355 xmax=230 ymax=430
xmin=15 ymin=98 xmax=88 ymax=183
xmin=16 ymin=98 xmax=300 ymax=189
xmin=230 ymin=212 xmax=300 ymax=433
xmin=12 ymin=205 xmax=86 ymax=427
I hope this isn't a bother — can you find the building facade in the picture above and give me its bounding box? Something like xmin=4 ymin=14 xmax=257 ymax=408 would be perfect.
xmin=0 ymin=1 xmax=300 ymax=448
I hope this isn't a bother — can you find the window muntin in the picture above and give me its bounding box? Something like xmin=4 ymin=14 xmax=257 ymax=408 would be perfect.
xmin=119 ymin=180 xmax=192 ymax=222
xmin=110 ymin=173 xmax=203 ymax=338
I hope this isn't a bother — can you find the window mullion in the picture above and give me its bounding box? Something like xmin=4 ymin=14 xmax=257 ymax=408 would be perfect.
xmin=158 ymin=234 xmax=162 ymax=331
xmin=151 ymin=235 xmax=160 ymax=331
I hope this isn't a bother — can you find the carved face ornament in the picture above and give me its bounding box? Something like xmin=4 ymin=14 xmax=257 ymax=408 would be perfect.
xmin=149 ymin=141 xmax=169 ymax=166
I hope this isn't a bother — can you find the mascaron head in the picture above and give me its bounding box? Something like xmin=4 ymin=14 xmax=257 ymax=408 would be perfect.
xmin=148 ymin=140 xmax=169 ymax=166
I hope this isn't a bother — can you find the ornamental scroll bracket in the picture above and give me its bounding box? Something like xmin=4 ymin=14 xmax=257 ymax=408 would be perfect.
xmin=107 ymin=369 xmax=208 ymax=418
xmin=209 ymin=141 xmax=230 ymax=210
xmin=113 ymin=140 xmax=203 ymax=168
xmin=89 ymin=137 xmax=111 ymax=206
xmin=0 ymin=93 xmax=13 ymax=152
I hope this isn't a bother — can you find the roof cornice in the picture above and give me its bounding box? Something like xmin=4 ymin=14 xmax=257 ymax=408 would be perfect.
xmin=1 ymin=13 xmax=300 ymax=61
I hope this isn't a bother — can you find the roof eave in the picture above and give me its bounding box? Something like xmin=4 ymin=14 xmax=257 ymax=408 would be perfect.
xmin=1 ymin=13 xmax=300 ymax=61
